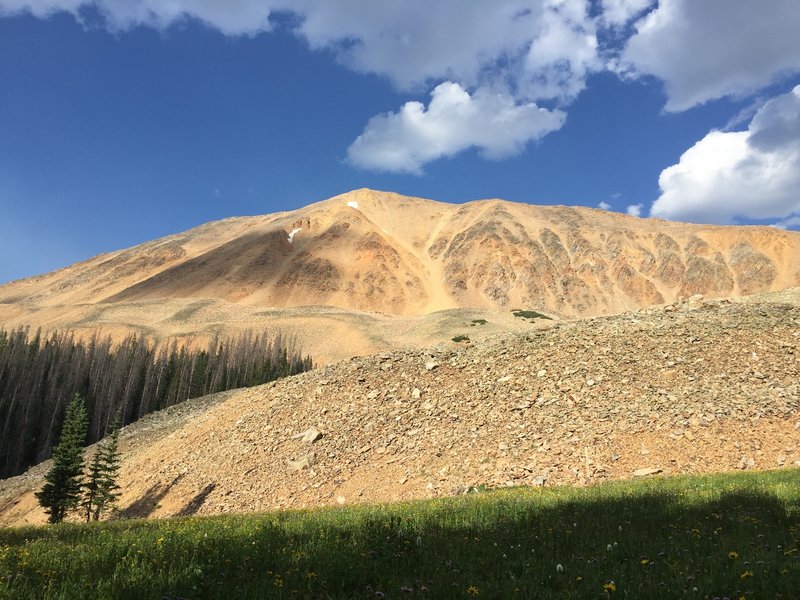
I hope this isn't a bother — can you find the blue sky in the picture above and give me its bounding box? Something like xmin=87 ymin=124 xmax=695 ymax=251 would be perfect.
xmin=1 ymin=0 xmax=799 ymax=283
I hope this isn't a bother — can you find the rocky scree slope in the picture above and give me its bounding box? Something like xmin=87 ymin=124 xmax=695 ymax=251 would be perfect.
xmin=1 ymin=291 xmax=799 ymax=525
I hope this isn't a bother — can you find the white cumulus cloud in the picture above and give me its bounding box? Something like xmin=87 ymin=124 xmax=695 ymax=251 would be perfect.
xmin=626 ymin=203 xmax=643 ymax=217
xmin=773 ymin=216 xmax=800 ymax=230
xmin=0 ymin=0 xmax=599 ymax=100
xmin=619 ymin=0 xmax=800 ymax=111
xmin=346 ymin=82 xmax=565 ymax=174
xmin=521 ymin=0 xmax=600 ymax=101
xmin=291 ymin=0 xmax=548 ymax=92
xmin=650 ymin=85 xmax=800 ymax=224
xmin=0 ymin=0 xmax=602 ymax=172
xmin=600 ymin=0 xmax=652 ymax=27
xmin=598 ymin=201 xmax=611 ymax=210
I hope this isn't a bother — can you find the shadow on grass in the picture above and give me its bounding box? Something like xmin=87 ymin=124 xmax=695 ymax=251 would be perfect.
xmin=1 ymin=470 xmax=798 ymax=599
xmin=258 ymin=484 xmax=799 ymax=599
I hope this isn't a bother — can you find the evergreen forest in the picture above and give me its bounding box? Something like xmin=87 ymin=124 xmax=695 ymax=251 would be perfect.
xmin=0 ymin=327 xmax=312 ymax=478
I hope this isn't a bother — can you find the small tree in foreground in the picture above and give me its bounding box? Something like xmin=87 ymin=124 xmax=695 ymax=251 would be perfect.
xmin=82 ymin=421 xmax=121 ymax=521
xmin=35 ymin=394 xmax=88 ymax=524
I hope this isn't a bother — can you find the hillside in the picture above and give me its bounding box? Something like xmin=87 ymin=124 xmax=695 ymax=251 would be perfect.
xmin=1 ymin=289 xmax=798 ymax=526
xmin=1 ymin=189 xmax=799 ymax=363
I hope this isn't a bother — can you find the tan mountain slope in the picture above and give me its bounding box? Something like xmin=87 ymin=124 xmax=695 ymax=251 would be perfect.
xmin=4 ymin=188 xmax=800 ymax=313
xmin=0 ymin=190 xmax=800 ymax=315
xmin=1 ymin=290 xmax=798 ymax=526
xmin=1 ymin=188 xmax=799 ymax=362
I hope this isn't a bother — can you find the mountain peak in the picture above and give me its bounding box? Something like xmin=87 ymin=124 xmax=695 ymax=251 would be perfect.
xmin=1 ymin=189 xmax=799 ymax=362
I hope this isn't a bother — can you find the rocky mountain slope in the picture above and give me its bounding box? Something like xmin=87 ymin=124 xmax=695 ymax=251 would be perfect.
xmin=1 ymin=289 xmax=798 ymax=526
xmin=1 ymin=189 xmax=798 ymax=362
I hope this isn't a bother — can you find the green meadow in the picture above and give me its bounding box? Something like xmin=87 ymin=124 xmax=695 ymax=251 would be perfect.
xmin=1 ymin=469 xmax=798 ymax=599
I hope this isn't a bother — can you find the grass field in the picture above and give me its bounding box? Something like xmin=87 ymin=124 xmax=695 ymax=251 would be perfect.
xmin=1 ymin=469 xmax=798 ymax=599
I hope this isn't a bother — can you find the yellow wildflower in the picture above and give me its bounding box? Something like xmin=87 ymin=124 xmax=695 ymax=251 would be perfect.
xmin=740 ymin=570 xmax=753 ymax=580
xmin=728 ymin=551 xmax=738 ymax=559
xmin=603 ymin=581 xmax=617 ymax=593
xmin=467 ymin=585 xmax=480 ymax=596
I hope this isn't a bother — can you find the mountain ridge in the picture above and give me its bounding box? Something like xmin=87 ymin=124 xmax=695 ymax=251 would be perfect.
xmin=1 ymin=188 xmax=799 ymax=363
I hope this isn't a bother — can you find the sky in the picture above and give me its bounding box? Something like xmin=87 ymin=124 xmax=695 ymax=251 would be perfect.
xmin=1 ymin=0 xmax=799 ymax=283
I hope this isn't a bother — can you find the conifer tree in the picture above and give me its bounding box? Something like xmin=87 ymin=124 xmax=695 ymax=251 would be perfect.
xmin=1 ymin=326 xmax=312 ymax=478
xmin=82 ymin=421 xmax=121 ymax=521
xmin=35 ymin=394 xmax=88 ymax=524
xmin=82 ymin=450 xmax=103 ymax=522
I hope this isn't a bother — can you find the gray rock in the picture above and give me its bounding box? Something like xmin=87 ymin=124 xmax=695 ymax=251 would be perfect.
xmin=632 ymin=467 xmax=662 ymax=477
xmin=292 ymin=427 xmax=323 ymax=443
xmin=287 ymin=453 xmax=315 ymax=472
xmin=738 ymin=456 xmax=756 ymax=470
xmin=301 ymin=427 xmax=323 ymax=443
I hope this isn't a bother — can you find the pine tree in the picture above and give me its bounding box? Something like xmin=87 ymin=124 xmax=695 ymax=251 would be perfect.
xmin=82 ymin=420 xmax=121 ymax=521
xmin=82 ymin=450 xmax=103 ymax=522
xmin=1 ymin=325 xmax=312 ymax=478
xmin=35 ymin=394 xmax=88 ymax=524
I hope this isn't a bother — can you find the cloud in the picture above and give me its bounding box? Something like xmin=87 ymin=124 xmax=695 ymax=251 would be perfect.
xmin=626 ymin=203 xmax=643 ymax=217
xmin=0 ymin=0 xmax=82 ymax=17
xmin=323 ymin=0 xmax=598 ymax=171
xmin=0 ymin=0 xmax=275 ymax=34
xmin=650 ymin=85 xmax=800 ymax=224
xmin=1 ymin=1 xmax=600 ymax=101
xmin=520 ymin=0 xmax=600 ymax=101
xmin=619 ymin=0 xmax=800 ymax=111
xmin=1 ymin=0 xmax=604 ymax=171
xmin=600 ymin=0 xmax=652 ymax=27
xmin=772 ymin=216 xmax=800 ymax=230
xmin=293 ymin=0 xmax=550 ymax=93
xmin=346 ymin=82 xmax=565 ymax=174
xmin=598 ymin=201 xmax=611 ymax=210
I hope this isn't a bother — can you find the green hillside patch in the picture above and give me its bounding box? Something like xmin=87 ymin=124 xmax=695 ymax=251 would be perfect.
xmin=1 ymin=469 xmax=798 ymax=599
xmin=512 ymin=309 xmax=552 ymax=321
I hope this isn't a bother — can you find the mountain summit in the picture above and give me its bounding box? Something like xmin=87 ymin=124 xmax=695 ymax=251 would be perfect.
xmin=1 ymin=189 xmax=798 ymax=361
xmin=4 ymin=189 xmax=799 ymax=313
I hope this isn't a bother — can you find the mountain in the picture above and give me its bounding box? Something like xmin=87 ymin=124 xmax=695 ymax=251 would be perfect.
xmin=1 ymin=289 xmax=798 ymax=526
xmin=1 ymin=187 xmax=799 ymax=525
xmin=1 ymin=188 xmax=799 ymax=363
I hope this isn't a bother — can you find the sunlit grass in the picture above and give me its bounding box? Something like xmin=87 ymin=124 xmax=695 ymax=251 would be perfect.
xmin=1 ymin=469 xmax=798 ymax=598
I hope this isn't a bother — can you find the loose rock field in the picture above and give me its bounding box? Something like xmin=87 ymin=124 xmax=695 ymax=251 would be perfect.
xmin=1 ymin=293 xmax=799 ymax=525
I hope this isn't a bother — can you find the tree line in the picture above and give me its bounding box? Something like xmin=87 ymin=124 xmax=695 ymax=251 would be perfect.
xmin=0 ymin=327 xmax=312 ymax=478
